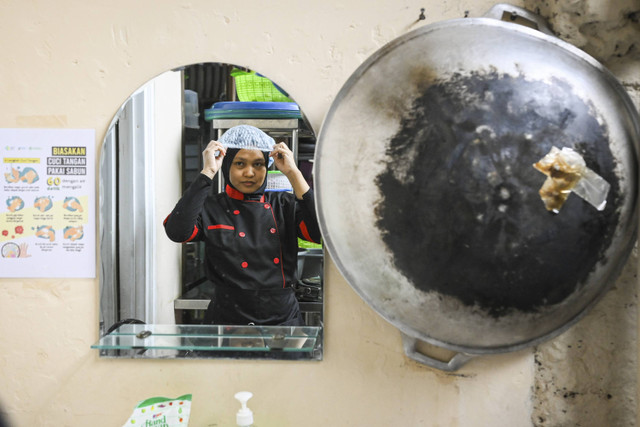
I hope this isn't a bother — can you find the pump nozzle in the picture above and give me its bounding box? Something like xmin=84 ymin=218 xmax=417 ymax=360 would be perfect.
xmin=234 ymin=391 xmax=253 ymax=427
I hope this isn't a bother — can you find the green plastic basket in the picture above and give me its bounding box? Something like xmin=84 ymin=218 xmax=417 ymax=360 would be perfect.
xmin=231 ymin=69 xmax=293 ymax=103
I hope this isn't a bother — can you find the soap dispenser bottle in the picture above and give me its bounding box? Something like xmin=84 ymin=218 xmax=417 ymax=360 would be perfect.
xmin=234 ymin=391 xmax=254 ymax=427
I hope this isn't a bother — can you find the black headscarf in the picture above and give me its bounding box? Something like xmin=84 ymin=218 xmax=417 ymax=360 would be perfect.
xmin=221 ymin=148 xmax=271 ymax=197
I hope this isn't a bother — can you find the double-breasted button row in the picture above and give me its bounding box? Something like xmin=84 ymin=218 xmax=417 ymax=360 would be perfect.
xmin=240 ymin=258 xmax=281 ymax=268
xmin=233 ymin=203 xmax=278 ymax=270
xmin=237 ymin=228 xmax=277 ymax=238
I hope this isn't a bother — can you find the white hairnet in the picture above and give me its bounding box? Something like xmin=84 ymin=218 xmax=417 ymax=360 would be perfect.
xmin=219 ymin=125 xmax=275 ymax=152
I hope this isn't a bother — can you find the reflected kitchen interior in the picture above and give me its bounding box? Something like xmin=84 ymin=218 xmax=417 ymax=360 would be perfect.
xmin=97 ymin=62 xmax=323 ymax=359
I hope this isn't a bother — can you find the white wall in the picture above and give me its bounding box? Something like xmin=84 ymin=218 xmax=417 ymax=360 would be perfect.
xmin=0 ymin=1 xmax=637 ymax=426
xmin=152 ymin=70 xmax=183 ymax=324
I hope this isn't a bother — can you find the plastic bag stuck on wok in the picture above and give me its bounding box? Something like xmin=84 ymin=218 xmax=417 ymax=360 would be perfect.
xmin=533 ymin=146 xmax=610 ymax=213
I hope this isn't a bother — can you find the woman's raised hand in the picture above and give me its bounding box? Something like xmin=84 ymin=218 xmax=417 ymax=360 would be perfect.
xmin=270 ymin=142 xmax=309 ymax=199
xmin=201 ymin=140 xmax=226 ymax=179
xmin=270 ymin=142 xmax=298 ymax=176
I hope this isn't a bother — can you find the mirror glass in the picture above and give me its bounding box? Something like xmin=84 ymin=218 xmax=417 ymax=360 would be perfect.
xmin=97 ymin=62 xmax=323 ymax=360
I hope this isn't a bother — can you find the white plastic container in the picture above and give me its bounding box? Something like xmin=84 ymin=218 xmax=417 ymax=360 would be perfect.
xmin=183 ymin=89 xmax=200 ymax=129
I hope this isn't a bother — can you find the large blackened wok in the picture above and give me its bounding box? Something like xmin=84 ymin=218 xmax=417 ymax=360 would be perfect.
xmin=314 ymin=4 xmax=640 ymax=371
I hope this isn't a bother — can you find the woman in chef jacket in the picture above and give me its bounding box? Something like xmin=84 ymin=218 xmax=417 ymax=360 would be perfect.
xmin=164 ymin=125 xmax=321 ymax=326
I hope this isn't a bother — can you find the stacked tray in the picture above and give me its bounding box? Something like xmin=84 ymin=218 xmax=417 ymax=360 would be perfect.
xmin=205 ymin=101 xmax=302 ymax=121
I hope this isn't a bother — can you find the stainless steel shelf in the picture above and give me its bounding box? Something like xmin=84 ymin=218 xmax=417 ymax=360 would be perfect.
xmin=173 ymin=299 xmax=210 ymax=310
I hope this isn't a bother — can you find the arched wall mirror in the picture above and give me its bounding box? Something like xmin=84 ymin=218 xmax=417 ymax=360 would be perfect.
xmin=95 ymin=62 xmax=323 ymax=360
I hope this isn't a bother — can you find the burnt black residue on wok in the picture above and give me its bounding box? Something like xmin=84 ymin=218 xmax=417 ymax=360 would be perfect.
xmin=374 ymin=70 xmax=620 ymax=317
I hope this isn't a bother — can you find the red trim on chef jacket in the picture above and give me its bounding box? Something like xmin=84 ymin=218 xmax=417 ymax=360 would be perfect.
xmin=183 ymin=225 xmax=200 ymax=243
xmin=225 ymin=185 xmax=265 ymax=203
xmin=299 ymin=221 xmax=317 ymax=244
xmin=226 ymin=185 xmax=245 ymax=200
xmin=164 ymin=213 xmax=200 ymax=243
xmin=208 ymin=224 xmax=235 ymax=230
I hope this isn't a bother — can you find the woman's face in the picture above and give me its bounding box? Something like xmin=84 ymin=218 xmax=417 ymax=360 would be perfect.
xmin=229 ymin=149 xmax=267 ymax=194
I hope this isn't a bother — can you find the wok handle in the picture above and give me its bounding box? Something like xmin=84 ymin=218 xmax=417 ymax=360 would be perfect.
xmin=484 ymin=3 xmax=555 ymax=36
xmin=401 ymin=333 xmax=474 ymax=372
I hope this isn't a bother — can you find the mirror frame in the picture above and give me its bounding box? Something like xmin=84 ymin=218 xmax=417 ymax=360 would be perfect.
xmin=97 ymin=62 xmax=324 ymax=360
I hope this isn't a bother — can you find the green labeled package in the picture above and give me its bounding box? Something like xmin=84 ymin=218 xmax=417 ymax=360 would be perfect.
xmin=122 ymin=394 xmax=192 ymax=426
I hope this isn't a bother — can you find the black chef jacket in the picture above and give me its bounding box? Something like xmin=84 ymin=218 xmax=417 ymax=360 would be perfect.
xmin=164 ymin=173 xmax=322 ymax=326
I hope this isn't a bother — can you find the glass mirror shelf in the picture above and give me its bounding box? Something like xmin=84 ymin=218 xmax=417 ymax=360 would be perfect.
xmin=92 ymin=324 xmax=321 ymax=359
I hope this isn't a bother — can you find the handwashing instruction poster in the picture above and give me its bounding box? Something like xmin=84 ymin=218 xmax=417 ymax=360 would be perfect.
xmin=0 ymin=128 xmax=95 ymax=278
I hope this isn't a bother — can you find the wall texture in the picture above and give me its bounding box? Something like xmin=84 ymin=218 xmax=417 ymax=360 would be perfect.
xmin=523 ymin=1 xmax=640 ymax=425
xmin=0 ymin=1 xmax=638 ymax=426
